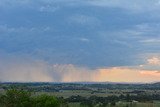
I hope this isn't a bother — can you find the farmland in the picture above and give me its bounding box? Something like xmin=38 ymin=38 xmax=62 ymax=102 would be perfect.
xmin=1 ymin=82 xmax=160 ymax=107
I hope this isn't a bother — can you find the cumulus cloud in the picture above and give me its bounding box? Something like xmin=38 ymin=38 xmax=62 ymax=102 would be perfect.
xmin=147 ymin=57 xmax=160 ymax=65
xmin=140 ymin=71 xmax=160 ymax=77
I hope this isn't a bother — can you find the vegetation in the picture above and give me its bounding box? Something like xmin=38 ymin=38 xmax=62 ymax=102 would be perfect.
xmin=0 ymin=89 xmax=32 ymax=107
xmin=0 ymin=89 xmax=66 ymax=107
xmin=1 ymin=82 xmax=160 ymax=107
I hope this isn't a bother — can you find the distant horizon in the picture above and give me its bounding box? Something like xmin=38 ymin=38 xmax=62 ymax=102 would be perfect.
xmin=1 ymin=81 xmax=160 ymax=84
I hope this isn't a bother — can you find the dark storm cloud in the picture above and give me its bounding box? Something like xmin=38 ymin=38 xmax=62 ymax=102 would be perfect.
xmin=0 ymin=0 xmax=160 ymax=82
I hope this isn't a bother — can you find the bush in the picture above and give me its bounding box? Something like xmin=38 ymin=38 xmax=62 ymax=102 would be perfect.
xmin=0 ymin=89 xmax=32 ymax=107
xmin=33 ymin=94 xmax=60 ymax=107
xmin=0 ymin=89 xmax=63 ymax=107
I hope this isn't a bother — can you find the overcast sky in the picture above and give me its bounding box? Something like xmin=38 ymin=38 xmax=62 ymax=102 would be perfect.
xmin=0 ymin=0 xmax=160 ymax=82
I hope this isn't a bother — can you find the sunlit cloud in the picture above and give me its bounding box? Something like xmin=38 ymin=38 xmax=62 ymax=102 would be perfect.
xmin=140 ymin=71 xmax=160 ymax=77
xmin=1 ymin=55 xmax=160 ymax=83
xmin=147 ymin=57 xmax=160 ymax=65
xmin=94 ymin=67 xmax=160 ymax=83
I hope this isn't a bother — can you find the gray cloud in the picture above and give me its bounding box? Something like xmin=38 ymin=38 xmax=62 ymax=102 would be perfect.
xmin=0 ymin=0 xmax=160 ymax=82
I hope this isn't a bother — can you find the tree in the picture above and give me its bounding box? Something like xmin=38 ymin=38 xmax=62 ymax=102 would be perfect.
xmin=33 ymin=94 xmax=60 ymax=107
xmin=126 ymin=94 xmax=131 ymax=102
xmin=0 ymin=89 xmax=32 ymax=107
xmin=0 ymin=89 xmax=62 ymax=107
xmin=110 ymin=101 xmax=116 ymax=106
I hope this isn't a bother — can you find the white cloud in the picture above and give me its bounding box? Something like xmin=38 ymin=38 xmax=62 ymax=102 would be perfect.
xmin=140 ymin=39 xmax=160 ymax=44
xmin=87 ymin=0 xmax=160 ymax=13
xmin=39 ymin=5 xmax=59 ymax=12
xmin=147 ymin=57 xmax=160 ymax=65
xmin=0 ymin=25 xmax=53 ymax=33
xmin=79 ymin=38 xmax=90 ymax=42
xmin=68 ymin=14 xmax=100 ymax=26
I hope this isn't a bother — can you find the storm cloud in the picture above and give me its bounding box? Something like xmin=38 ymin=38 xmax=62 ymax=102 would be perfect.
xmin=0 ymin=0 xmax=160 ymax=82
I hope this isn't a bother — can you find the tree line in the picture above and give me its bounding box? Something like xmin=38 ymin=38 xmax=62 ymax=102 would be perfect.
xmin=1 ymin=89 xmax=160 ymax=107
xmin=0 ymin=89 xmax=68 ymax=107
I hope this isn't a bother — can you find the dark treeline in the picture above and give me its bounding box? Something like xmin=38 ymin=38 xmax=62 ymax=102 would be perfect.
xmin=1 ymin=82 xmax=160 ymax=91
xmin=0 ymin=89 xmax=68 ymax=107
xmin=1 ymin=89 xmax=160 ymax=107
xmin=66 ymin=94 xmax=160 ymax=107
xmin=1 ymin=83 xmax=160 ymax=107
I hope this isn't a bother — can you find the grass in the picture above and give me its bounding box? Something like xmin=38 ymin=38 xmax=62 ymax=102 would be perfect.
xmin=68 ymin=102 xmax=160 ymax=107
xmin=35 ymin=90 xmax=122 ymax=98
xmin=1 ymin=88 xmax=160 ymax=107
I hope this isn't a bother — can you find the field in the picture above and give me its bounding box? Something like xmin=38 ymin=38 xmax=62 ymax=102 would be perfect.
xmin=1 ymin=82 xmax=160 ymax=107
xmin=35 ymin=90 xmax=114 ymax=98
xmin=69 ymin=102 xmax=160 ymax=107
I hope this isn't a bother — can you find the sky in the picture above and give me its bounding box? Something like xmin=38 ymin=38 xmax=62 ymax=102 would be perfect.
xmin=0 ymin=0 xmax=160 ymax=82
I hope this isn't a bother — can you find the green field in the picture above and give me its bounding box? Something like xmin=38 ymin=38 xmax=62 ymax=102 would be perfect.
xmin=68 ymin=102 xmax=160 ymax=107
xmin=1 ymin=83 xmax=160 ymax=107
xmin=35 ymin=90 xmax=112 ymax=98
